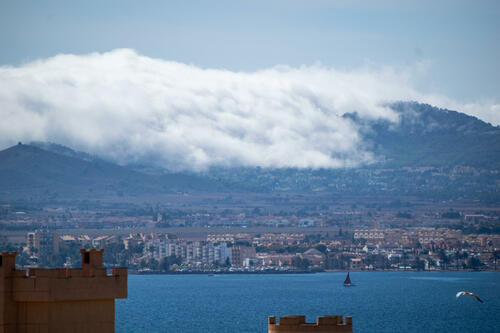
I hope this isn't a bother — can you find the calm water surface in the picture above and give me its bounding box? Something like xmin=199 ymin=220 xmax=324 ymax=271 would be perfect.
xmin=116 ymin=272 xmax=500 ymax=332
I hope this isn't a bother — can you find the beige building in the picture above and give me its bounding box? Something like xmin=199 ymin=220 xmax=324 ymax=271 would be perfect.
xmin=25 ymin=229 xmax=59 ymax=257
xmin=354 ymin=229 xmax=384 ymax=240
xmin=300 ymin=248 xmax=325 ymax=268
xmin=268 ymin=315 xmax=352 ymax=332
xmin=0 ymin=249 xmax=127 ymax=333
xmin=232 ymin=246 xmax=256 ymax=267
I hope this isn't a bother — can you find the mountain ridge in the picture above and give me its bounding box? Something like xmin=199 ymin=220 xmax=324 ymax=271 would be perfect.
xmin=20 ymin=102 xmax=500 ymax=172
xmin=1 ymin=102 xmax=498 ymax=202
xmin=350 ymin=102 xmax=500 ymax=168
xmin=0 ymin=143 xmax=223 ymax=200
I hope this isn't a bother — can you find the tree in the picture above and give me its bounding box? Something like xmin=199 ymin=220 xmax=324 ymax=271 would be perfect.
xmin=402 ymin=251 xmax=409 ymax=271
xmin=493 ymin=251 xmax=500 ymax=271
xmin=315 ymin=244 xmax=327 ymax=254
xmin=454 ymin=251 xmax=461 ymax=271
xmin=301 ymin=258 xmax=311 ymax=270
xmin=103 ymin=242 xmax=125 ymax=266
xmin=148 ymin=258 xmax=159 ymax=270
xmin=427 ymin=258 xmax=436 ymax=271
xmin=468 ymin=257 xmax=482 ymax=270
xmin=374 ymin=254 xmax=389 ymax=270
xmin=390 ymin=254 xmax=400 ymax=268
xmin=414 ymin=256 xmax=425 ymax=271
xmin=159 ymin=255 xmax=182 ymax=271
xmin=328 ymin=254 xmax=349 ymax=270
xmin=438 ymin=250 xmax=450 ymax=270
xmin=292 ymin=256 xmax=310 ymax=270
xmin=160 ymin=257 xmax=171 ymax=271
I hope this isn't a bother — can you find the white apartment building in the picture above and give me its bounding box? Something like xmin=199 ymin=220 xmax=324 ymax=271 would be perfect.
xmin=144 ymin=240 xmax=232 ymax=266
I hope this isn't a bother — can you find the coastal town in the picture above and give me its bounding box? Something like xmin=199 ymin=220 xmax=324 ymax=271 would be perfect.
xmin=3 ymin=203 xmax=499 ymax=273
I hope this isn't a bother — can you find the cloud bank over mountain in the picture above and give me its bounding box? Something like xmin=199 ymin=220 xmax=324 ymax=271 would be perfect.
xmin=0 ymin=49 xmax=497 ymax=171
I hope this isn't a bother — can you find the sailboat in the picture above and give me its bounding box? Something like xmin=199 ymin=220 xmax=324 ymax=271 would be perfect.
xmin=343 ymin=272 xmax=355 ymax=287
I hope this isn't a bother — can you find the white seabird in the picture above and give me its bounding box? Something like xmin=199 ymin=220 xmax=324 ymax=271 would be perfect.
xmin=456 ymin=291 xmax=483 ymax=303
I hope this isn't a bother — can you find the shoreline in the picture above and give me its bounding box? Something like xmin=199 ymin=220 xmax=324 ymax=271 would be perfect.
xmin=130 ymin=269 xmax=499 ymax=275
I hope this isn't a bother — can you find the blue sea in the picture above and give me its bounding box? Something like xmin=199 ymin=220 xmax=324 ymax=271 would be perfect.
xmin=116 ymin=272 xmax=500 ymax=332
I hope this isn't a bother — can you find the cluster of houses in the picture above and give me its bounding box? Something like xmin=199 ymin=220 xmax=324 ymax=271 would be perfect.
xmin=22 ymin=226 xmax=500 ymax=271
xmin=332 ymin=228 xmax=500 ymax=270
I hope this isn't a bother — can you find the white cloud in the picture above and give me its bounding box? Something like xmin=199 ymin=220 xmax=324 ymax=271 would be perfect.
xmin=0 ymin=49 xmax=497 ymax=171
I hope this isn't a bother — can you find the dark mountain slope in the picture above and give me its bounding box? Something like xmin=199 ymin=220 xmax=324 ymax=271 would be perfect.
xmin=346 ymin=102 xmax=500 ymax=168
xmin=0 ymin=144 xmax=223 ymax=199
xmin=0 ymin=143 xmax=154 ymax=196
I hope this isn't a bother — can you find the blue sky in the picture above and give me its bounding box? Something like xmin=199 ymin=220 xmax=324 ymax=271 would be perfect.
xmin=1 ymin=0 xmax=499 ymax=102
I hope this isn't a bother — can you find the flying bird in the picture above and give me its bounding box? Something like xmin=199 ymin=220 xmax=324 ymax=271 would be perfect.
xmin=456 ymin=291 xmax=483 ymax=303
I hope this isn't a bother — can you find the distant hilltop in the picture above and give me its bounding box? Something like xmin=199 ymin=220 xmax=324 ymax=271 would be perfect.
xmin=25 ymin=102 xmax=500 ymax=170
xmin=0 ymin=102 xmax=499 ymax=203
xmin=343 ymin=102 xmax=500 ymax=169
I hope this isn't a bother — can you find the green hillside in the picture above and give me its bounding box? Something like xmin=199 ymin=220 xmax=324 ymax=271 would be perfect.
xmin=364 ymin=102 xmax=500 ymax=168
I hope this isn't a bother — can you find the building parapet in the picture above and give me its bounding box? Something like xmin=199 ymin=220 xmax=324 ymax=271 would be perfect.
xmin=268 ymin=315 xmax=352 ymax=332
xmin=1 ymin=249 xmax=127 ymax=333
